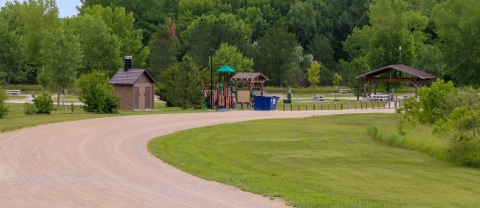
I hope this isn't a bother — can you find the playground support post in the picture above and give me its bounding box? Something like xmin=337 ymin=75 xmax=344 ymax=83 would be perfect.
xmin=209 ymin=49 xmax=215 ymax=109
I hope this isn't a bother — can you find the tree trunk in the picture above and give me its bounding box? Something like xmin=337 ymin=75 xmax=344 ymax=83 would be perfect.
xmin=57 ymin=87 xmax=60 ymax=110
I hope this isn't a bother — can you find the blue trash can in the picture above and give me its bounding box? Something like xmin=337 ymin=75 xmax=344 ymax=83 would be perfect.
xmin=254 ymin=96 xmax=279 ymax=111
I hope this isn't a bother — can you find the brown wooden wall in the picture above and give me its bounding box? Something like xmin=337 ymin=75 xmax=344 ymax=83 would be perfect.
xmin=114 ymin=84 xmax=134 ymax=110
xmin=133 ymin=83 xmax=155 ymax=110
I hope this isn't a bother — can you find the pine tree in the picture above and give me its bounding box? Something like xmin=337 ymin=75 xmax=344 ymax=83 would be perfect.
xmin=168 ymin=55 xmax=204 ymax=109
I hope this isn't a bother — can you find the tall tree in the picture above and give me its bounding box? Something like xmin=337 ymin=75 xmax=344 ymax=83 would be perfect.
xmin=0 ymin=3 xmax=30 ymax=84
xmin=81 ymin=5 xmax=150 ymax=68
xmin=66 ymin=14 xmax=122 ymax=75
xmin=254 ymin=19 xmax=297 ymax=86
xmin=433 ymin=0 xmax=480 ymax=86
xmin=287 ymin=1 xmax=317 ymax=47
xmin=307 ymin=62 xmax=321 ymax=94
xmin=168 ymin=54 xmax=204 ymax=109
xmin=19 ymin=0 xmax=60 ymax=85
xmin=348 ymin=57 xmax=370 ymax=100
xmin=40 ymin=28 xmax=83 ymax=109
xmin=308 ymin=33 xmax=335 ymax=69
xmin=148 ymin=18 xmax=181 ymax=79
xmin=212 ymin=43 xmax=253 ymax=72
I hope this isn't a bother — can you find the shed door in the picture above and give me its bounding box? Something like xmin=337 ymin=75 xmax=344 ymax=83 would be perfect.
xmin=134 ymin=87 xmax=140 ymax=110
xmin=145 ymin=87 xmax=151 ymax=110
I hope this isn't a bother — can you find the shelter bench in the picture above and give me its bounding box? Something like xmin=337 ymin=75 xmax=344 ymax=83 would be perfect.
xmin=5 ymin=90 xmax=21 ymax=96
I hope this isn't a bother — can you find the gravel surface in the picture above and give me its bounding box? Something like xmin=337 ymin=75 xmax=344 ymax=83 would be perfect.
xmin=0 ymin=109 xmax=394 ymax=207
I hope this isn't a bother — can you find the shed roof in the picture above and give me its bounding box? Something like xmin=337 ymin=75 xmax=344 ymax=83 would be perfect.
xmin=217 ymin=65 xmax=236 ymax=73
xmin=231 ymin=72 xmax=268 ymax=81
xmin=356 ymin=64 xmax=436 ymax=80
xmin=109 ymin=69 xmax=156 ymax=85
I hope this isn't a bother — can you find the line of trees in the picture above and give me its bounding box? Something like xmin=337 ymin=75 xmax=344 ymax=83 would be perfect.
xmin=1 ymin=0 xmax=479 ymax=95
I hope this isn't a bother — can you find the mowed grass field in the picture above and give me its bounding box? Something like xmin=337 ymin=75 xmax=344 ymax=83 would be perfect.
xmin=148 ymin=114 xmax=480 ymax=207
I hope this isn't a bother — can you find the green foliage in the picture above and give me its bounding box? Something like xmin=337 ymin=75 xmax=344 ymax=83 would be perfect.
xmin=66 ymin=14 xmax=122 ymax=75
xmin=78 ymin=71 xmax=120 ymax=114
xmin=0 ymin=88 xmax=9 ymax=118
xmin=166 ymin=55 xmax=204 ymax=109
xmin=40 ymin=27 xmax=83 ymax=109
xmin=23 ymin=102 xmax=37 ymax=115
xmin=81 ymin=5 xmax=150 ymax=68
xmin=396 ymin=97 xmax=422 ymax=122
xmin=433 ymin=0 xmax=480 ymax=86
xmin=333 ymin=73 xmax=342 ymax=86
xmin=308 ymin=34 xmax=335 ymax=69
xmin=434 ymin=108 xmax=480 ymax=167
xmin=417 ymin=78 xmax=455 ymax=124
xmin=148 ymin=18 xmax=181 ymax=79
xmin=306 ymin=62 xmax=321 ymax=89
xmin=397 ymin=119 xmax=406 ymax=136
xmin=254 ymin=19 xmax=297 ymax=86
xmin=212 ymin=43 xmax=253 ymax=72
xmin=32 ymin=91 xmax=54 ymax=114
xmin=348 ymin=57 xmax=370 ymax=100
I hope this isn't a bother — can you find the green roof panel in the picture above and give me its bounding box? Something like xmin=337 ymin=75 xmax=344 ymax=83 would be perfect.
xmin=216 ymin=64 xmax=236 ymax=73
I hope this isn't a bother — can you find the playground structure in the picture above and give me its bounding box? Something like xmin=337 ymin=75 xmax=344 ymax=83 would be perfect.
xmin=231 ymin=72 xmax=268 ymax=109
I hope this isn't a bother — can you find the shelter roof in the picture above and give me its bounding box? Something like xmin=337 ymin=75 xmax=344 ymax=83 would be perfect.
xmin=231 ymin=72 xmax=268 ymax=81
xmin=356 ymin=64 xmax=436 ymax=80
xmin=216 ymin=65 xmax=236 ymax=73
xmin=109 ymin=69 xmax=156 ymax=85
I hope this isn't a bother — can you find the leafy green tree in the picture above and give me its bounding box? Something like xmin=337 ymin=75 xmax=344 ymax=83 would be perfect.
xmin=148 ymin=18 xmax=181 ymax=79
xmin=433 ymin=0 xmax=480 ymax=86
xmin=80 ymin=0 xmax=166 ymax=45
xmin=40 ymin=27 xmax=83 ymax=109
xmin=78 ymin=71 xmax=120 ymax=114
xmin=309 ymin=34 xmax=335 ymax=69
xmin=254 ymin=19 xmax=297 ymax=86
xmin=348 ymin=57 xmax=370 ymax=100
xmin=156 ymin=66 xmax=179 ymax=107
xmin=180 ymin=14 xmax=252 ymax=68
xmin=307 ymin=62 xmax=321 ymax=94
xmin=66 ymin=14 xmax=122 ymax=75
xmin=0 ymin=3 xmax=30 ymax=84
xmin=19 ymin=0 xmax=61 ymax=85
xmin=82 ymin=5 xmax=150 ymax=68
xmin=168 ymin=55 xmax=204 ymax=109
xmin=410 ymin=79 xmax=456 ymax=124
xmin=333 ymin=73 xmax=342 ymax=100
xmin=0 ymin=88 xmax=9 ymax=118
xmin=212 ymin=43 xmax=253 ymax=72
xmin=287 ymin=1 xmax=317 ymax=47
xmin=236 ymin=6 xmax=270 ymax=41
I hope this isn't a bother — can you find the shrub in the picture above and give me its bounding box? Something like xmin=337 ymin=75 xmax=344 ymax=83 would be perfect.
xmin=78 ymin=71 xmax=120 ymax=114
xmin=33 ymin=92 xmax=54 ymax=114
xmin=0 ymin=88 xmax=9 ymax=118
xmin=23 ymin=102 xmax=37 ymax=115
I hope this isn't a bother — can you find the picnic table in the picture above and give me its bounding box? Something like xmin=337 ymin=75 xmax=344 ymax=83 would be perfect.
xmin=5 ymin=90 xmax=21 ymax=96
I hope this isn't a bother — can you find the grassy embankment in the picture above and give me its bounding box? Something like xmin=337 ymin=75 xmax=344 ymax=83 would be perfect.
xmin=148 ymin=114 xmax=480 ymax=207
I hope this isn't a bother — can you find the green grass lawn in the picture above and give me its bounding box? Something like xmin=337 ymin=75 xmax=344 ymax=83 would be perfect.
xmin=148 ymin=114 xmax=480 ymax=207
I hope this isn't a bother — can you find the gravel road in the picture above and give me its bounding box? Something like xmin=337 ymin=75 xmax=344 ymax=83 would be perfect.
xmin=0 ymin=109 xmax=394 ymax=207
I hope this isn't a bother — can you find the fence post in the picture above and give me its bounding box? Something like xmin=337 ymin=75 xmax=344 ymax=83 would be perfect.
xmin=283 ymin=104 xmax=285 ymax=111
xmin=328 ymin=103 xmax=330 ymax=110
xmin=298 ymin=103 xmax=300 ymax=111
xmin=306 ymin=103 xmax=308 ymax=111
xmin=290 ymin=104 xmax=293 ymax=111
xmin=313 ymin=103 xmax=316 ymax=110
xmin=361 ymin=102 xmax=363 ymax=110
xmin=321 ymin=104 xmax=323 ymax=110
xmin=348 ymin=102 xmax=350 ymax=110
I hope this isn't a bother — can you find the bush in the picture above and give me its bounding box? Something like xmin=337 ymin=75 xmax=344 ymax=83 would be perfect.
xmin=23 ymin=102 xmax=37 ymax=115
xmin=33 ymin=92 xmax=54 ymax=114
xmin=0 ymin=88 xmax=9 ymax=118
xmin=78 ymin=71 xmax=120 ymax=114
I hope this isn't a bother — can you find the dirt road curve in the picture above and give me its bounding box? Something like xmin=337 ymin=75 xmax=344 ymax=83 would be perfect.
xmin=0 ymin=109 xmax=393 ymax=207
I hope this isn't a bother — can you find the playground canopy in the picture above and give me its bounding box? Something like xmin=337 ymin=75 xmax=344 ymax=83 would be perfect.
xmin=216 ymin=64 xmax=236 ymax=73
xmin=355 ymin=64 xmax=436 ymax=97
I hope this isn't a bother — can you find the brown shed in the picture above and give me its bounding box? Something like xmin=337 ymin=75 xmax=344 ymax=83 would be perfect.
xmin=110 ymin=57 xmax=156 ymax=110
xmin=231 ymin=72 xmax=268 ymax=106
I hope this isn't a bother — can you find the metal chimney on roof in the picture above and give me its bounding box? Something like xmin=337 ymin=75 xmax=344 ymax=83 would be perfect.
xmin=124 ymin=56 xmax=132 ymax=71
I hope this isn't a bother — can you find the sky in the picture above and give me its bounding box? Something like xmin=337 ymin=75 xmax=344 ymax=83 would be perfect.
xmin=0 ymin=0 xmax=82 ymax=18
